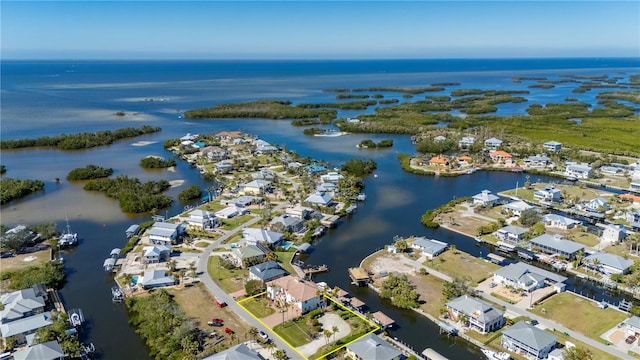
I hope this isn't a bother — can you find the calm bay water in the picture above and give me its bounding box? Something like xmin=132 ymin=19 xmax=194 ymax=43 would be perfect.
xmin=1 ymin=58 xmax=639 ymax=359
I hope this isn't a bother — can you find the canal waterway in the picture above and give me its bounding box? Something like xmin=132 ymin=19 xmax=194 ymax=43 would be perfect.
xmin=1 ymin=59 xmax=638 ymax=359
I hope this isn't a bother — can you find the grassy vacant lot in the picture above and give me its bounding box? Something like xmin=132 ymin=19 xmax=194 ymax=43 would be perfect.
xmin=530 ymin=292 xmax=627 ymax=341
xmin=220 ymin=214 xmax=255 ymax=230
xmin=240 ymin=296 xmax=275 ymax=318
xmin=0 ymin=250 xmax=50 ymax=274
xmin=424 ymin=249 xmax=500 ymax=285
xmin=207 ymin=256 xmax=248 ymax=293
xmin=410 ymin=273 xmax=447 ymax=318
xmin=273 ymin=315 xmax=317 ymax=347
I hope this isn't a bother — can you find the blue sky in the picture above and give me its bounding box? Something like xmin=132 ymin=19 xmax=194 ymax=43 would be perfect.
xmin=2 ymin=1 xmax=639 ymax=59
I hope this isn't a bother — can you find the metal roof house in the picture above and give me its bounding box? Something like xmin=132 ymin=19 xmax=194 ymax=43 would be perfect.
xmin=529 ymin=234 xmax=585 ymax=259
xmin=410 ymin=237 xmax=448 ymax=259
xmin=543 ymin=141 xmax=562 ymax=152
xmin=446 ymin=295 xmax=505 ymax=333
xmin=304 ymin=192 xmax=334 ymax=207
xmin=269 ymin=214 xmax=305 ymax=233
xmin=473 ymin=190 xmax=501 ymax=207
xmin=502 ymin=321 xmax=557 ymax=358
xmin=484 ymin=137 xmax=503 ymax=149
xmin=200 ymin=343 xmax=265 ymax=360
xmin=584 ymin=252 xmax=634 ymax=275
xmin=541 ymin=214 xmax=580 ymax=230
xmin=534 ymin=185 xmax=562 ymax=202
xmin=248 ymin=261 xmax=288 ymax=283
xmin=141 ymin=269 xmax=175 ymax=288
xmin=502 ymin=200 xmax=533 ymax=217
xmin=495 ymin=225 xmax=528 ymax=245
xmin=12 ymin=340 xmax=64 ymax=360
xmin=147 ymin=221 xmax=185 ymax=245
xmin=0 ymin=312 xmax=53 ymax=344
xmin=565 ymin=162 xmax=592 ymax=179
xmin=242 ymin=228 xmax=284 ymax=246
xmin=240 ymin=180 xmax=272 ymax=196
xmin=493 ymin=262 xmax=567 ymax=292
xmin=232 ymin=245 xmax=267 ymax=268
xmin=0 ymin=288 xmax=46 ymax=323
xmin=345 ymin=333 xmax=402 ymax=360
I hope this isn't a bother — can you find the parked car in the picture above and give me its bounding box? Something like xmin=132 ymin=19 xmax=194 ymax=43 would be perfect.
xmin=626 ymin=335 xmax=636 ymax=344
xmin=216 ymin=300 xmax=227 ymax=308
xmin=489 ymin=282 xmax=497 ymax=288
xmin=207 ymin=318 xmax=224 ymax=327
xmin=259 ymin=331 xmax=269 ymax=340
xmin=530 ymin=319 xmax=538 ymax=326
xmin=225 ymin=327 xmax=234 ymax=334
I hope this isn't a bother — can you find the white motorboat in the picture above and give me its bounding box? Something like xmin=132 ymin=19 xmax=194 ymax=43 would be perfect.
xmin=481 ymin=349 xmax=511 ymax=360
xmin=59 ymin=211 xmax=78 ymax=247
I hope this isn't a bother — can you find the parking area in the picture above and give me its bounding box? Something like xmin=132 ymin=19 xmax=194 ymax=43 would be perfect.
xmin=601 ymin=322 xmax=640 ymax=355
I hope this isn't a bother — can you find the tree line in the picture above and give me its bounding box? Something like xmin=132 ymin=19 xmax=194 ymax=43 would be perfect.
xmin=84 ymin=175 xmax=172 ymax=213
xmin=67 ymin=165 xmax=114 ymax=180
xmin=1 ymin=178 xmax=45 ymax=204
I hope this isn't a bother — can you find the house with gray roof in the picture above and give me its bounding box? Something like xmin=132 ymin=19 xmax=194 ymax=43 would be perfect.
xmin=585 ymin=196 xmax=609 ymax=212
xmin=543 ymin=141 xmax=562 ymax=152
xmin=254 ymin=139 xmax=277 ymax=154
xmin=602 ymin=223 xmax=626 ymax=243
xmin=142 ymin=245 xmax=171 ymax=264
xmin=472 ymin=190 xmax=500 ymax=207
xmin=304 ymin=192 xmax=334 ymax=207
xmin=410 ymin=237 xmax=448 ymax=259
xmin=529 ymin=234 xmax=584 ymax=259
xmin=502 ymin=320 xmax=557 ymax=358
xmin=495 ymin=225 xmax=528 ymax=245
xmin=502 ymin=200 xmax=533 ymax=217
xmin=240 ymin=180 xmax=272 ymax=196
xmin=534 ymin=185 xmax=562 ymax=202
xmin=200 ymin=343 xmax=265 ymax=360
xmin=141 ymin=269 xmax=175 ymax=288
xmin=188 ymin=209 xmax=218 ymax=230
xmin=269 ymin=215 xmax=305 ymax=233
xmin=232 ymin=245 xmax=267 ymax=268
xmin=345 ymin=333 xmax=402 ymax=360
xmin=12 ymin=340 xmax=64 ymax=360
xmin=248 ymin=261 xmax=289 ymax=283
xmin=458 ymin=136 xmax=476 ymax=148
xmin=484 ymin=137 xmax=503 ymax=149
xmin=493 ymin=262 xmax=567 ymax=292
xmin=320 ymin=172 xmax=344 ymax=183
xmin=565 ymin=162 xmax=592 ymax=179
xmin=524 ymin=154 xmax=553 ymax=168
xmin=584 ymin=252 xmax=634 ymax=275
xmin=147 ymin=221 xmax=186 ymax=245
xmin=0 ymin=288 xmax=46 ymax=323
xmin=541 ymin=214 xmax=580 ymax=230
xmin=623 ymin=316 xmax=640 ymax=335
xmin=243 ymin=228 xmax=283 ymax=246
xmin=446 ymin=295 xmax=505 ymax=333
xmin=0 ymin=312 xmax=53 ymax=344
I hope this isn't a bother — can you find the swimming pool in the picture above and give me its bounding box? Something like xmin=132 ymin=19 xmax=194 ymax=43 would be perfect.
xmin=131 ymin=275 xmax=139 ymax=286
xmin=282 ymin=241 xmax=293 ymax=250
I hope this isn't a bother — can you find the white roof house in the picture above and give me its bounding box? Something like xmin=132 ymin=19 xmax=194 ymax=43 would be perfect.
xmin=410 ymin=237 xmax=448 ymax=259
xmin=601 ymin=224 xmax=627 ymax=243
xmin=320 ymin=172 xmax=344 ymax=183
xmin=502 ymin=321 xmax=557 ymax=358
xmin=459 ymin=136 xmax=476 ymax=148
xmin=494 ymin=262 xmax=567 ymax=292
xmin=472 ymin=190 xmax=500 ymax=207
xmin=187 ymin=209 xmax=218 ymax=229
xmin=566 ymin=163 xmax=592 ymax=179
xmin=534 ymin=185 xmax=562 ymax=202
xmin=446 ymin=295 xmax=505 ymax=333
xmin=541 ymin=214 xmax=580 ymax=230
xmin=502 ymin=200 xmax=533 ymax=217
xmin=346 ymin=333 xmax=402 ymax=360
xmin=0 ymin=312 xmax=53 ymax=342
xmin=240 ymin=180 xmax=271 ymax=195
xmin=434 ymin=135 xmax=446 ymax=142
xmin=584 ymin=252 xmax=634 ymax=275
xmin=304 ymin=192 xmax=334 ymax=207
xmin=585 ymin=196 xmax=609 ymax=211
xmin=215 ymin=206 xmax=240 ymax=219
xmin=529 ymin=234 xmax=585 ymax=259
xmin=543 ymin=141 xmax=562 ymax=152
xmin=142 ymin=245 xmax=171 ymax=263
xmin=495 ymin=225 xmax=528 ymax=245
xmin=254 ymin=139 xmax=277 ymax=154
xmin=484 ymin=137 xmax=503 ymax=149
xmin=147 ymin=222 xmax=185 ymax=245
xmin=12 ymin=340 xmax=65 ymax=360
xmin=200 ymin=343 xmax=265 ymax=360
xmin=0 ymin=288 xmax=46 ymax=323
xmin=242 ymin=228 xmax=284 ymax=246
xmin=141 ymin=269 xmax=175 ymax=288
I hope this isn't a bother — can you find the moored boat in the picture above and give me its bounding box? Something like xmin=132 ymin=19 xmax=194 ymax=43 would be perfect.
xmin=59 ymin=212 xmax=78 ymax=247
xmin=481 ymin=349 xmax=511 ymax=360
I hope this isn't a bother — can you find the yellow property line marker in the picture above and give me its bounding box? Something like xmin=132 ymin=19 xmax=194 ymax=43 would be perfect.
xmin=237 ymin=291 xmax=380 ymax=360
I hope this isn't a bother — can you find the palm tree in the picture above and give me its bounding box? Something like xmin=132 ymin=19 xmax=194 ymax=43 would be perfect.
xmin=449 ymin=244 xmax=458 ymax=254
xmin=264 ymin=341 xmax=276 ymax=355
xmin=332 ymin=325 xmax=339 ymax=343
xmin=273 ymin=349 xmax=288 ymax=360
xmin=248 ymin=327 xmax=258 ymax=343
xmin=323 ymin=329 xmax=332 ymax=345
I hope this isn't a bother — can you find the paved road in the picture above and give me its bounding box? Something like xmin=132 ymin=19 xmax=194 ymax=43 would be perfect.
xmin=398 ymin=254 xmax=634 ymax=359
xmin=196 ymin=201 xmax=305 ymax=360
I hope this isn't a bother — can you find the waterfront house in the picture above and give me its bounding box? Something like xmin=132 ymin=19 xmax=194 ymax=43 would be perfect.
xmin=493 ymin=262 xmax=567 ymax=292
xmin=585 ymin=196 xmax=609 ymax=212
xmin=222 ymin=196 xmax=260 ymax=208
xmin=316 ymin=182 xmax=337 ymax=193
xmin=140 ymin=269 xmax=175 ymax=288
xmin=304 ymin=192 xmax=334 ymax=207
xmin=472 ymin=190 xmax=500 ymax=207
xmin=622 ymin=316 xmax=640 ymax=336
xmin=147 ymin=222 xmax=185 ymax=245
xmin=524 ymin=154 xmax=553 ymax=168
xmin=458 ymin=136 xmax=476 ymax=148
xmin=12 ymin=340 xmax=65 ymax=360
xmin=304 ymin=164 xmax=327 ymax=175
xmin=495 ymin=225 xmax=528 ymax=245
xmin=285 ymin=204 xmax=313 ymax=219
xmin=214 ymin=160 xmax=233 ymax=173
xmin=446 ymin=295 xmax=505 ymax=333
xmin=371 ymin=311 xmax=395 ymax=330
xmin=254 ymin=139 xmax=277 ymax=154
xmin=142 ymin=245 xmax=170 ymax=264
xmin=601 ymin=223 xmax=626 ymax=243
xmin=583 ymin=252 xmax=633 ymax=275
xmin=502 ymin=200 xmax=533 ymax=217
xmin=345 ymin=333 xmax=402 ymax=360
xmin=543 ymin=141 xmax=562 ymax=152
xmin=409 ymin=237 xmax=448 ymax=259
xmin=187 ymin=209 xmax=218 ymax=230
xmin=200 ymin=343 xmax=265 ymax=360
xmin=484 ymin=137 xmax=503 ymax=149
xmin=266 ymin=275 xmax=323 ymax=313
xmin=565 ymin=162 xmax=592 ymax=179
xmin=215 ymin=206 xmax=242 ymax=219
xmin=214 ymin=131 xmax=242 ymax=141
xmin=502 ymin=320 xmax=557 ymax=359
xmin=541 ymin=214 xmax=580 ymax=230
xmin=0 ymin=312 xmax=53 ymax=345
xmin=533 ymin=185 xmax=562 ymax=203
xmin=240 ymin=180 xmax=272 ymax=196
xmin=320 ymin=171 xmax=344 ymax=183
xmin=529 ymin=234 xmax=584 ymax=259
xmin=428 ymin=155 xmax=450 ymax=168
xmin=180 ymin=133 xmax=199 ymax=141
xmin=600 ymin=166 xmax=624 ymax=175
xmin=0 ymin=288 xmax=46 ymax=323
xmin=489 ymin=150 xmax=512 ymax=162
xmin=456 ymin=155 xmax=473 ymax=167
xmin=201 ymin=146 xmax=229 ymax=162
xmin=242 ymin=228 xmax=284 ymax=246
xmin=248 ymin=261 xmax=288 ymax=283
xmin=232 ymin=245 xmax=267 ymax=268
xmin=269 ymin=215 xmax=305 ymax=233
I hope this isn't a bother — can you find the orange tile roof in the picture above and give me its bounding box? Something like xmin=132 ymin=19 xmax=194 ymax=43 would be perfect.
xmin=215 ymin=131 xmax=242 ymax=138
xmin=489 ymin=150 xmax=512 ymax=158
xmin=457 ymin=155 xmax=473 ymax=161
xmin=429 ymin=155 xmax=450 ymax=164
xmin=620 ymin=194 xmax=640 ymax=202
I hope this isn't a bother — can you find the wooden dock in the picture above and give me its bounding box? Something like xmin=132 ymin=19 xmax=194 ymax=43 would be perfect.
xmin=303 ymin=264 xmax=329 ymax=275
xmin=348 ymin=267 xmax=371 ymax=286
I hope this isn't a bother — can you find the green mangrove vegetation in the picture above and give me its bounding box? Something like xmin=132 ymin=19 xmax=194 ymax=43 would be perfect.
xmin=0 ymin=261 xmax=66 ymax=290
xmin=183 ymin=100 xmax=336 ymax=122
xmin=178 ymin=185 xmax=202 ymax=202
xmin=297 ymin=100 xmax=377 ymax=110
xmin=397 ymin=154 xmax=435 ymax=176
xmin=420 ymin=196 xmax=470 ymax=228
xmin=0 ymin=125 xmax=161 ymax=150
xmin=341 ymin=158 xmax=377 ymax=177
xmin=357 ymin=139 xmax=393 ymax=149
xmin=84 ymin=175 xmax=172 ymax=213
xmin=140 ymin=156 xmax=177 ymax=169
xmin=596 ymin=91 xmax=640 ymax=104
xmin=1 ymin=178 xmax=45 ymax=204
xmin=303 ymin=128 xmax=325 ymax=136
xmin=67 ymin=165 xmax=114 ymax=181
xmin=336 ymin=94 xmax=369 ymax=99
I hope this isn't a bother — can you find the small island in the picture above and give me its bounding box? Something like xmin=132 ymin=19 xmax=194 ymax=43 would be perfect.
xmin=140 ymin=156 xmax=176 ymax=169
xmin=67 ymin=165 xmax=114 ymax=180
xmin=83 ymin=175 xmax=172 ymax=213
xmin=357 ymin=139 xmax=393 ymax=149
xmin=1 ymin=178 xmax=45 ymax=204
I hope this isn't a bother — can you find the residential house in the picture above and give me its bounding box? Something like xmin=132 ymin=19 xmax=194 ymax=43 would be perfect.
xmin=502 ymin=200 xmax=533 ymax=217
xmin=214 ymin=131 xmax=242 ymax=141
xmin=147 ymin=222 xmax=185 ymax=245
xmin=316 ymin=182 xmax=337 ymax=193
xmin=409 ymin=237 xmax=448 ymax=259
xmin=565 ymin=162 xmax=592 ymax=179
xmin=585 ymin=196 xmax=609 ymax=212
xmin=541 ymin=214 xmax=580 ymax=230
xmin=200 ymin=146 xmax=229 ymax=161
xmin=222 ymin=196 xmax=259 ymax=208
xmin=502 ymin=321 xmax=557 ymax=359
xmin=434 ymin=135 xmax=446 ymax=142
xmin=533 ymin=185 xmax=562 ymax=202
xmin=428 ymin=155 xmax=450 ymax=168
xmin=200 ymin=343 xmax=265 ymax=360
xmin=242 ymin=228 xmax=283 ymax=246
xmin=266 ymin=275 xmax=323 ymax=313
xmin=12 ymin=340 xmax=65 ymax=360
xmin=214 ymin=160 xmax=233 ymax=173
xmin=601 ymin=224 xmax=626 ymax=243
xmin=600 ymin=166 xmax=624 ymax=175
xmin=493 ymin=262 xmax=567 ymax=292
xmin=285 ymin=204 xmax=313 ymax=219
xmin=187 ymin=209 xmax=218 ymax=230
xmin=484 ymin=137 xmax=503 ymax=149
xmin=345 ymin=333 xmax=402 ymax=360
xmin=495 ymin=225 xmax=528 ymax=245
xmin=458 ymin=136 xmax=476 ymax=148
xmin=472 ymin=190 xmax=501 ymax=207
xmin=248 ymin=261 xmax=289 ymax=283
xmin=626 ymin=210 xmax=640 ymax=229
xmin=140 ymin=269 xmax=175 ymax=288
xmin=304 ymin=192 xmax=334 ymax=207
xmin=269 ymin=215 xmax=305 ymax=233
xmin=320 ymin=172 xmax=344 ymax=183
xmin=304 ymin=164 xmax=327 ymax=175
xmin=240 ymin=180 xmax=271 ymax=196
xmin=0 ymin=288 xmax=46 ymax=324
xmin=232 ymin=245 xmax=267 ymax=268
xmin=446 ymin=295 xmax=505 ymax=333
xmin=253 ymin=169 xmax=275 ymax=181
xmin=180 ymin=133 xmax=199 ymax=142
xmin=524 ymin=154 xmax=553 ymax=168
xmin=142 ymin=245 xmax=170 ymax=264
xmin=489 ymin=150 xmax=512 ymax=162
xmin=215 ymin=206 xmax=242 ymax=219
xmin=254 ymin=139 xmax=277 ymax=154
xmin=0 ymin=312 xmax=53 ymax=345
xmin=456 ymin=155 xmax=473 ymax=167
xmin=347 ymin=118 xmax=360 ymax=124
xmin=622 ymin=317 xmax=640 ymax=336
xmin=543 ymin=141 xmax=562 ymax=152
xmin=529 ymin=234 xmax=585 ymax=259
xmin=583 ymin=252 xmax=633 ymax=275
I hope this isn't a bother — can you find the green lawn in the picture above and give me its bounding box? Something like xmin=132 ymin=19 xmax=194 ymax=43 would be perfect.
xmin=221 ymin=214 xmax=255 ymax=230
xmin=195 ymin=241 xmax=210 ymax=248
xmin=240 ymin=297 xmax=275 ymax=318
xmin=273 ymin=316 xmax=316 ymax=347
xmin=207 ymin=256 xmax=249 ymax=293
xmin=275 ymin=250 xmax=297 ymax=275
xmin=424 ymin=249 xmax=500 ymax=285
xmin=530 ymin=292 xmax=627 ymax=340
